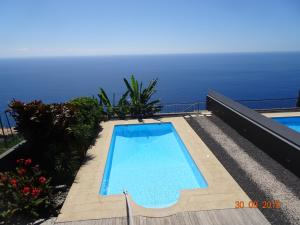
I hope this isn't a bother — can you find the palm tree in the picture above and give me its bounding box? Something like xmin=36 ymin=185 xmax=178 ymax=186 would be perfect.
xmin=124 ymin=75 xmax=161 ymax=118
xmin=98 ymin=88 xmax=129 ymax=119
xmin=98 ymin=88 xmax=113 ymax=119
xmin=114 ymin=91 xmax=130 ymax=119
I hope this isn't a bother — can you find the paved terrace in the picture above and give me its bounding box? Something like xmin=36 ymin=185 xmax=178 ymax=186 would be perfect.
xmin=185 ymin=112 xmax=300 ymax=225
xmin=49 ymin=115 xmax=273 ymax=225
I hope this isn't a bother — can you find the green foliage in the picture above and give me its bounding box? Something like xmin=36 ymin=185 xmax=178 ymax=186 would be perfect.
xmin=99 ymin=75 xmax=161 ymax=119
xmin=69 ymin=96 xmax=103 ymax=140
xmin=9 ymin=97 xmax=103 ymax=183
xmin=124 ymin=75 xmax=161 ymax=118
xmin=69 ymin=97 xmax=103 ymax=156
xmin=98 ymin=88 xmax=114 ymax=119
xmin=113 ymin=91 xmax=130 ymax=119
xmin=0 ymin=158 xmax=51 ymax=221
xmin=98 ymin=89 xmax=130 ymax=119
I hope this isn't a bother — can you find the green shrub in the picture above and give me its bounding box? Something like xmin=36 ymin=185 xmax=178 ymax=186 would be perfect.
xmin=69 ymin=96 xmax=103 ymax=156
xmin=9 ymin=97 xmax=103 ymax=183
xmin=0 ymin=158 xmax=51 ymax=221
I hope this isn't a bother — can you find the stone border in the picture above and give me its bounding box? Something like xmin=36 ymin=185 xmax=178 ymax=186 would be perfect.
xmin=57 ymin=117 xmax=249 ymax=222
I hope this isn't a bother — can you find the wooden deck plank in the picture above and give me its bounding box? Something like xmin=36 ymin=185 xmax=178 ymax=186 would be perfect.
xmin=243 ymin=208 xmax=270 ymax=225
xmin=169 ymin=214 xmax=180 ymax=225
xmin=138 ymin=216 xmax=147 ymax=225
xmin=195 ymin=211 xmax=217 ymax=225
xmin=55 ymin=208 xmax=270 ymax=225
xmin=161 ymin=216 xmax=172 ymax=225
xmin=101 ymin=218 xmax=110 ymax=225
xmin=119 ymin=217 xmax=127 ymax=225
xmin=174 ymin=212 xmax=187 ymax=225
xmin=187 ymin=211 xmax=203 ymax=225
xmin=113 ymin=218 xmax=121 ymax=225
xmin=133 ymin=216 xmax=140 ymax=225
xmin=145 ymin=217 xmax=161 ymax=225
xmin=209 ymin=209 xmax=242 ymax=225
xmin=180 ymin=211 xmax=194 ymax=225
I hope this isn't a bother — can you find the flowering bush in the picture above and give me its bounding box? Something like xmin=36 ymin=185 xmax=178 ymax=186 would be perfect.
xmin=9 ymin=98 xmax=103 ymax=183
xmin=0 ymin=158 xmax=51 ymax=219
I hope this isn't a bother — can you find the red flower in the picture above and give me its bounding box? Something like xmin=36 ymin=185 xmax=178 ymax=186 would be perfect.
xmin=22 ymin=186 xmax=30 ymax=195
xmin=10 ymin=179 xmax=17 ymax=187
xmin=16 ymin=159 xmax=20 ymax=164
xmin=31 ymin=188 xmax=41 ymax=197
xmin=25 ymin=158 xmax=32 ymax=166
xmin=17 ymin=168 xmax=26 ymax=176
xmin=39 ymin=176 xmax=47 ymax=184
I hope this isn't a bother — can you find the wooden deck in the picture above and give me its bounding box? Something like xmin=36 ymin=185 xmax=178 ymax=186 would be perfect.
xmin=55 ymin=208 xmax=270 ymax=225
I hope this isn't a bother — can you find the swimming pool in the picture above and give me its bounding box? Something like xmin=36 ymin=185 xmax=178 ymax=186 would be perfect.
xmin=272 ymin=116 xmax=300 ymax=133
xmin=100 ymin=122 xmax=208 ymax=208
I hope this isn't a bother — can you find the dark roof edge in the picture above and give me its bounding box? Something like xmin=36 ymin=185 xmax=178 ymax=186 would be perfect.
xmin=207 ymin=90 xmax=300 ymax=149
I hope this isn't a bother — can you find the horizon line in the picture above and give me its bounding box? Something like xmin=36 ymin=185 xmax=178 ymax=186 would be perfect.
xmin=1 ymin=50 xmax=300 ymax=59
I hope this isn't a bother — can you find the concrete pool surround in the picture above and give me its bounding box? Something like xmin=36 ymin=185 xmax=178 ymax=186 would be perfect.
xmin=57 ymin=117 xmax=250 ymax=222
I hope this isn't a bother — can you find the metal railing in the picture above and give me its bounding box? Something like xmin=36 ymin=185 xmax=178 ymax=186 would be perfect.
xmin=0 ymin=111 xmax=15 ymax=138
xmin=0 ymin=111 xmax=19 ymax=153
xmin=0 ymin=95 xmax=299 ymax=125
xmin=101 ymin=101 xmax=206 ymax=117
xmin=101 ymin=96 xmax=300 ymax=118
xmin=160 ymin=96 xmax=300 ymax=113
xmin=159 ymin=101 xmax=206 ymax=114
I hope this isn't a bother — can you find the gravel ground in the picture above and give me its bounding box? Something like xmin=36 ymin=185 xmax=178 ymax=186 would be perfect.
xmin=186 ymin=115 xmax=300 ymax=225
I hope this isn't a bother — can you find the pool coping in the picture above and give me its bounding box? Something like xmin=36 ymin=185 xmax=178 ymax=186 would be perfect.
xmin=56 ymin=117 xmax=250 ymax=222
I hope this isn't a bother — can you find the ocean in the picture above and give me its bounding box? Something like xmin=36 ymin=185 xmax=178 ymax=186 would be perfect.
xmin=1 ymin=52 xmax=300 ymax=114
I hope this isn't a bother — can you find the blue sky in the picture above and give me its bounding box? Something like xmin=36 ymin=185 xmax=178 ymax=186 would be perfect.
xmin=0 ymin=0 xmax=300 ymax=57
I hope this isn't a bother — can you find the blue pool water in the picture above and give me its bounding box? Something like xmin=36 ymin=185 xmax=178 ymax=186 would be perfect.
xmin=273 ymin=117 xmax=300 ymax=133
xmin=100 ymin=123 xmax=208 ymax=208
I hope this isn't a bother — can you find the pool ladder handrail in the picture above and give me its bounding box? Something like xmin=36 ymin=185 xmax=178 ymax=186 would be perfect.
xmin=123 ymin=190 xmax=134 ymax=225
